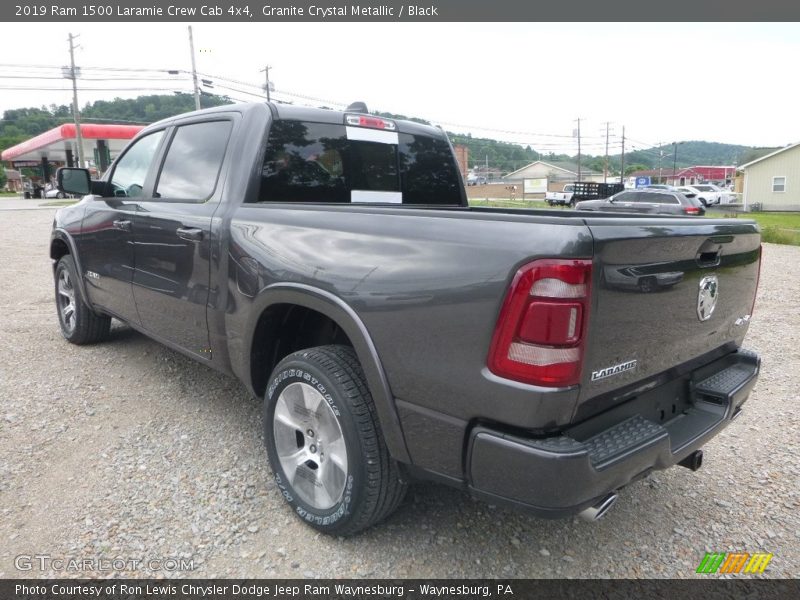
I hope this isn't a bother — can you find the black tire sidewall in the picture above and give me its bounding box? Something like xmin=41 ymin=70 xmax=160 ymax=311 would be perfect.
xmin=263 ymin=356 xmax=366 ymax=533
xmin=55 ymin=256 xmax=80 ymax=340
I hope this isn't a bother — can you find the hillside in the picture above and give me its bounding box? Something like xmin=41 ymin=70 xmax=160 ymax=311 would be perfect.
xmin=613 ymin=141 xmax=780 ymax=173
xmin=0 ymin=95 xmax=781 ymax=176
xmin=0 ymin=93 xmax=230 ymax=156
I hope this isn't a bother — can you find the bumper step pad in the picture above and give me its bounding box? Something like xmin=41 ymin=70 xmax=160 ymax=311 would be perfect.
xmin=583 ymin=415 xmax=666 ymax=469
xmin=695 ymin=365 xmax=757 ymax=401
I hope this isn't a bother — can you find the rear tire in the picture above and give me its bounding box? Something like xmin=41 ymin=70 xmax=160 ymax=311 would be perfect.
xmin=54 ymin=255 xmax=111 ymax=344
xmin=263 ymin=345 xmax=407 ymax=535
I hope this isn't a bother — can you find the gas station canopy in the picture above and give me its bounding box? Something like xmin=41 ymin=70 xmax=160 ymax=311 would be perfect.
xmin=1 ymin=123 xmax=143 ymax=165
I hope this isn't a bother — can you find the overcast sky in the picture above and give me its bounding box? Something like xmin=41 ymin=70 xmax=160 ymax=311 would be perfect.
xmin=1 ymin=22 xmax=797 ymax=155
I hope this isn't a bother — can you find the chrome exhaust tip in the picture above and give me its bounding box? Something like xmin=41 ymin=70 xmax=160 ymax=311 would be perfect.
xmin=578 ymin=492 xmax=618 ymax=522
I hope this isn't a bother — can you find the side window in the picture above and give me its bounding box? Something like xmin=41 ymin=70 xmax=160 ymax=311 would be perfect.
xmin=154 ymin=120 xmax=233 ymax=201
xmin=108 ymin=131 xmax=164 ymax=198
xmin=616 ymin=192 xmax=638 ymax=202
xmin=651 ymin=193 xmax=680 ymax=204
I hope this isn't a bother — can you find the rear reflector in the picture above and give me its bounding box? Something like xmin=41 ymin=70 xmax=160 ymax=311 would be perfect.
xmin=684 ymin=206 xmax=701 ymax=215
xmin=488 ymin=259 xmax=592 ymax=387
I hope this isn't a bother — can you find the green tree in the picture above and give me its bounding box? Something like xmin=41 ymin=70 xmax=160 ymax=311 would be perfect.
xmin=0 ymin=164 xmax=7 ymax=190
xmin=624 ymin=163 xmax=648 ymax=176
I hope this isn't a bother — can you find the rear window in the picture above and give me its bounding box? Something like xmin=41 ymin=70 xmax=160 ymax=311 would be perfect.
xmin=694 ymin=185 xmax=714 ymax=192
xmin=255 ymin=120 xmax=462 ymax=205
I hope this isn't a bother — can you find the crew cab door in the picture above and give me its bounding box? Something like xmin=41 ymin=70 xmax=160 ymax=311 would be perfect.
xmin=131 ymin=118 xmax=233 ymax=358
xmin=76 ymin=130 xmax=166 ymax=323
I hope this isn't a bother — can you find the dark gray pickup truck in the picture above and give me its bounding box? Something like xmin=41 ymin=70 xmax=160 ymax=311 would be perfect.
xmin=51 ymin=102 xmax=761 ymax=535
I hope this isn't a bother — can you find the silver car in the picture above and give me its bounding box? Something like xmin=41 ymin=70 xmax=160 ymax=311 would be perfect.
xmin=575 ymin=189 xmax=706 ymax=216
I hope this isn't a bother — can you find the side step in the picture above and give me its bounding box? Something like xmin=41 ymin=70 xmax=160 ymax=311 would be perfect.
xmin=693 ymin=350 xmax=760 ymax=405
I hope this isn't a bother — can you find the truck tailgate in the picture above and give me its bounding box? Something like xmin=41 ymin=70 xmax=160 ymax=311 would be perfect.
xmin=578 ymin=217 xmax=760 ymax=410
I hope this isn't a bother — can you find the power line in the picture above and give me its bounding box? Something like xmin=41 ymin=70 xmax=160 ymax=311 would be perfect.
xmin=0 ymin=85 xmax=191 ymax=92
xmin=0 ymin=74 xmax=191 ymax=82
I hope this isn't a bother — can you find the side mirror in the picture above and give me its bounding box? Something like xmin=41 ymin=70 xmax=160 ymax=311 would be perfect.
xmin=57 ymin=167 xmax=91 ymax=196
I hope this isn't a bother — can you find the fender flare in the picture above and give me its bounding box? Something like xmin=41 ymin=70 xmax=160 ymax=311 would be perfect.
xmin=50 ymin=228 xmax=94 ymax=311
xmin=243 ymin=283 xmax=411 ymax=463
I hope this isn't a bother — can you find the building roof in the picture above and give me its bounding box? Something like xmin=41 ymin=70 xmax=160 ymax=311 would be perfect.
xmin=738 ymin=142 xmax=800 ymax=169
xmin=1 ymin=123 xmax=144 ymax=162
xmin=505 ymin=160 xmax=600 ymax=178
xmin=628 ymin=166 xmax=735 ymax=180
xmin=628 ymin=169 xmax=680 ymax=178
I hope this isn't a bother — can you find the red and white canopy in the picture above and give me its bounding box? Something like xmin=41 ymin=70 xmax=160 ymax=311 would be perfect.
xmin=1 ymin=123 xmax=143 ymax=163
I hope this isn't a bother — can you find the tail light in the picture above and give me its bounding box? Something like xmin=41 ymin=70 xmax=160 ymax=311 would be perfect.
xmin=345 ymin=114 xmax=396 ymax=130
xmin=488 ymin=259 xmax=592 ymax=387
xmin=684 ymin=206 xmax=701 ymax=215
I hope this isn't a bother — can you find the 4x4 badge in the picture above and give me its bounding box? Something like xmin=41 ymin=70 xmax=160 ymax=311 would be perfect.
xmin=697 ymin=275 xmax=719 ymax=321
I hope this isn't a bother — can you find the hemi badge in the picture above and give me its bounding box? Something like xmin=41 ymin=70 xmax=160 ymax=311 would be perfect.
xmin=591 ymin=360 xmax=638 ymax=382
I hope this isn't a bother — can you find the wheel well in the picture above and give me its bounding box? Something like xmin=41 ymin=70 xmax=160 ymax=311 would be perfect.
xmin=250 ymin=304 xmax=353 ymax=398
xmin=50 ymin=238 xmax=70 ymax=261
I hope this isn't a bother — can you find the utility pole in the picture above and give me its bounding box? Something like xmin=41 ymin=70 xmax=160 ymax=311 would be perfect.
xmin=261 ymin=65 xmax=272 ymax=102
xmin=603 ymin=121 xmax=611 ymax=183
xmin=657 ymin=142 xmax=663 ymax=183
xmin=188 ymin=26 xmax=201 ymax=111
xmin=620 ymin=125 xmax=626 ymax=184
xmin=67 ymin=33 xmax=84 ymax=169
xmin=672 ymin=141 xmax=678 ymax=185
xmin=574 ymin=118 xmax=582 ymax=182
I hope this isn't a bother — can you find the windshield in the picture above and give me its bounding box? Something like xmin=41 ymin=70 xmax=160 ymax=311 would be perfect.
xmin=694 ymin=185 xmax=714 ymax=192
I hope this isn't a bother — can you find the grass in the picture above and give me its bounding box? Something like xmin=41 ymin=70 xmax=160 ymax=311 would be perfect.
xmin=468 ymin=198 xmax=562 ymax=210
xmin=41 ymin=200 xmax=78 ymax=207
xmin=705 ymin=210 xmax=800 ymax=246
xmin=470 ymin=199 xmax=800 ymax=246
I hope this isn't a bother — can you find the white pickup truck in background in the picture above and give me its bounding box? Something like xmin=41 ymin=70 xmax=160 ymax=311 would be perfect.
xmin=545 ymin=182 xmax=624 ymax=207
xmin=545 ymin=184 xmax=575 ymax=206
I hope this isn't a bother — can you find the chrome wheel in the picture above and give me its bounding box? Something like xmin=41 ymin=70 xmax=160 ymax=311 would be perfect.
xmin=273 ymin=381 xmax=348 ymax=510
xmin=57 ymin=268 xmax=76 ymax=334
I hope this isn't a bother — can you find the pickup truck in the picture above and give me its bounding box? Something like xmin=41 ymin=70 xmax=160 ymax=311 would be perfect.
xmin=52 ymin=102 xmax=761 ymax=535
xmin=545 ymin=182 xmax=624 ymax=207
xmin=545 ymin=184 xmax=575 ymax=206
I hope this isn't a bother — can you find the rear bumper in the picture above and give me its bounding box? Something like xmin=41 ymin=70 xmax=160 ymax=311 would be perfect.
xmin=467 ymin=349 xmax=759 ymax=517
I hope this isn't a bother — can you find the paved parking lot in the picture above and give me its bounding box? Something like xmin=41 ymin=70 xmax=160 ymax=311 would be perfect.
xmin=0 ymin=208 xmax=798 ymax=578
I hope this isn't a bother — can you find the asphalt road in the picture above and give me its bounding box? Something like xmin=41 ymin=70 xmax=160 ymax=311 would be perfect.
xmin=0 ymin=207 xmax=797 ymax=579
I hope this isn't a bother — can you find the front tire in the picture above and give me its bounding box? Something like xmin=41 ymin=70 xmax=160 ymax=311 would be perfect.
xmin=55 ymin=255 xmax=111 ymax=344
xmin=263 ymin=345 xmax=406 ymax=535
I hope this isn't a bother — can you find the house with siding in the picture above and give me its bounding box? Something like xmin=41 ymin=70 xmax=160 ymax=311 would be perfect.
xmin=504 ymin=160 xmax=605 ymax=190
xmin=739 ymin=143 xmax=800 ymax=211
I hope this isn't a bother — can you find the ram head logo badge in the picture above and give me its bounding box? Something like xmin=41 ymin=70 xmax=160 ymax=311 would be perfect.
xmin=697 ymin=275 xmax=719 ymax=321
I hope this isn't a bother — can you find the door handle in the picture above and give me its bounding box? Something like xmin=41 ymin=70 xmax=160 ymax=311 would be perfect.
xmin=176 ymin=227 xmax=204 ymax=242
xmin=112 ymin=219 xmax=132 ymax=231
